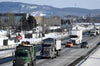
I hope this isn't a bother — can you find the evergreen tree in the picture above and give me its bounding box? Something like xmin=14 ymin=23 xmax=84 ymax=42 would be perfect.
xmin=27 ymin=15 xmax=37 ymax=30
xmin=20 ymin=16 xmax=28 ymax=30
xmin=20 ymin=14 xmax=37 ymax=31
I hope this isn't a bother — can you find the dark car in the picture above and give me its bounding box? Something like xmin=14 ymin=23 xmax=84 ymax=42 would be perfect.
xmin=97 ymin=42 xmax=100 ymax=45
xmin=80 ymin=42 xmax=89 ymax=48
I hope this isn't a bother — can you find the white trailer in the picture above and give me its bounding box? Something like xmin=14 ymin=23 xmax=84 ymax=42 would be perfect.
xmin=56 ymin=40 xmax=61 ymax=50
xmin=69 ymin=29 xmax=82 ymax=45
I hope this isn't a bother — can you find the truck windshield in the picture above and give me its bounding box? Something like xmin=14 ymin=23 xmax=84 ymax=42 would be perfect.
xmin=67 ymin=42 xmax=72 ymax=43
xmin=70 ymin=35 xmax=78 ymax=38
xmin=42 ymin=44 xmax=51 ymax=47
xmin=91 ymin=32 xmax=95 ymax=33
xmin=15 ymin=51 xmax=28 ymax=57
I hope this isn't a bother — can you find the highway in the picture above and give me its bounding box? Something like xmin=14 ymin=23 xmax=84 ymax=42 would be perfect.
xmin=0 ymin=33 xmax=100 ymax=66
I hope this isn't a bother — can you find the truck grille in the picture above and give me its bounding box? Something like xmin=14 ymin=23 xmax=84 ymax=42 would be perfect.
xmin=42 ymin=48 xmax=51 ymax=57
xmin=15 ymin=59 xmax=25 ymax=66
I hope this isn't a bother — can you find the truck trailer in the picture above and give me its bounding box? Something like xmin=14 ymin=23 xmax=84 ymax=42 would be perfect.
xmin=69 ymin=29 xmax=82 ymax=45
xmin=40 ymin=38 xmax=61 ymax=59
xmin=13 ymin=41 xmax=36 ymax=66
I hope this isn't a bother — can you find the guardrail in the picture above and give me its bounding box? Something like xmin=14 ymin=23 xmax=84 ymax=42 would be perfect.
xmin=0 ymin=51 xmax=13 ymax=59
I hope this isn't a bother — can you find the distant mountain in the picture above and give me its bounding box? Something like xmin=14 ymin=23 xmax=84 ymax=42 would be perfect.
xmin=0 ymin=2 xmax=100 ymax=16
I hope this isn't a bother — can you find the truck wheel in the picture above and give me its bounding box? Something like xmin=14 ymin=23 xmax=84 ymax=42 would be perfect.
xmin=51 ymin=54 xmax=54 ymax=59
xmin=28 ymin=63 xmax=30 ymax=66
xmin=41 ymin=56 xmax=44 ymax=59
xmin=32 ymin=60 xmax=36 ymax=66
xmin=87 ymin=47 xmax=89 ymax=49
xmin=51 ymin=52 xmax=55 ymax=59
xmin=13 ymin=63 xmax=15 ymax=66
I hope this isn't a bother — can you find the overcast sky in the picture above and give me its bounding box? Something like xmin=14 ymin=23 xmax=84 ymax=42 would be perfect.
xmin=0 ymin=0 xmax=100 ymax=9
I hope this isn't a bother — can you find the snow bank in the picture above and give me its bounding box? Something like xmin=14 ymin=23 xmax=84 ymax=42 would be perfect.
xmin=0 ymin=24 xmax=94 ymax=45
xmin=20 ymin=32 xmax=68 ymax=44
xmin=73 ymin=25 xmax=93 ymax=31
xmin=80 ymin=48 xmax=100 ymax=66
xmin=0 ymin=30 xmax=7 ymax=37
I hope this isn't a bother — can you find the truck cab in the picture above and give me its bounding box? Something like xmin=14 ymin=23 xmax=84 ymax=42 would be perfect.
xmin=90 ymin=26 xmax=100 ymax=36
xmin=40 ymin=38 xmax=61 ymax=59
xmin=90 ymin=29 xmax=97 ymax=36
xmin=13 ymin=42 xmax=36 ymax=66
xmin=70 ymin=29 xmax=82 ymax=45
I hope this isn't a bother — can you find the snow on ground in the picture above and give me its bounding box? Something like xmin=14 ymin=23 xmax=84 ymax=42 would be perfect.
xmin=20 ymin=32 xmax=68 ymax=44
xmin=77 ymin=23 xmax=100 ymax=25
xmin=72 ymin=24 xmax=93 ymax=31
xmin=80 ymin=48 xmax=100 ymax=66
xmin=49 ymin=26 xmax=61 ymax=30
xmin=0 ymin=24 xmax=94 ymax=45
xmin=31 ymin=11 xmax=46 ymax=16
xmin=20 ymin=24 xmax=92 ymax=44
xmin=0 ymin=30 xmax=7 ymax=37
xmin=29 ymin=6 xmax=37 ymax=9
xmin=40 ymin=13 xmax=46 ymax=16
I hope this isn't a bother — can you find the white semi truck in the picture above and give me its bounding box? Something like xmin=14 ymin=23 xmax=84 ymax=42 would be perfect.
xmin=40 ymin=38 xmax=61 ymax=59
xmin=90 ymin=26 xmax=100 ymax=36
xmin=96 ymin=26 xmax=100 ymax=34
xmin=90 ymin=29 xmax=97 ymax=36
xmin=69 ymin=29 xmax=82 ymax=45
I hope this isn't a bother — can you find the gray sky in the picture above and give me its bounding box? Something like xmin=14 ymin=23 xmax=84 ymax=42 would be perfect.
xmin=0 ymin=0 xmax=100 ymax=9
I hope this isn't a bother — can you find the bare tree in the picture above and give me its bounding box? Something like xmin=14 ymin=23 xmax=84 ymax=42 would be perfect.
xmin=7 ymin=12 xmax=20 ymax=27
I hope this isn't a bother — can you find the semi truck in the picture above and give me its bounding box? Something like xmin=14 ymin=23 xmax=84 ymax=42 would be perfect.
xmin=69 ymin=29 xmax=82 ymax=45
xmin=13 ymin=41 xmax=36 ymax=66
xmin=40 ymin=38 xmax=61 ymax=59
xmin=90 ymin=26 xmax=100 ymax=36
xmin=90 ymin=29 xmax=97 ymax=36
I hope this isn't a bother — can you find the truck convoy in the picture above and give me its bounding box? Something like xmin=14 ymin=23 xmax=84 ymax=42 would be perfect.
xmin=13 ymin=41 xmax=36 ymax=66
xmin=69 ymin=29 xmax=82 ymax=45
xmin=40 ymin=38 xmax=61 ymax=59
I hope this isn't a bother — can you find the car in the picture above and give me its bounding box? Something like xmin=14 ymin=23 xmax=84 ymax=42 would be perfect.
xmin=97 ymin=42 xmax=100 ymax=45
xmin=80 ymin=42 xmax=89 ymax=48
xmin=65 ymin=41 xmax=73 ymax=47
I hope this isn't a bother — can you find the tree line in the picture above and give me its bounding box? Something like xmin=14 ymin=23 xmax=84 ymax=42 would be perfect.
xmin=0 ymin=13 xmax=37 ymax=31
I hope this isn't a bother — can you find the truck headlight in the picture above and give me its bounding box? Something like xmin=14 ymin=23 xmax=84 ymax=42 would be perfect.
xmin=13 ymin=61 xmax=15 ymax=63
xmin=24 ymin=63 xmax=28 ymax=66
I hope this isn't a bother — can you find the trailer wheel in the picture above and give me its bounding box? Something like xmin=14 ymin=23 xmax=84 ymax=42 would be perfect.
xmin=57 ymin=51 xmax=60 ymax=56
xmin=54 ymin=51 xmax=57 ymax=58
